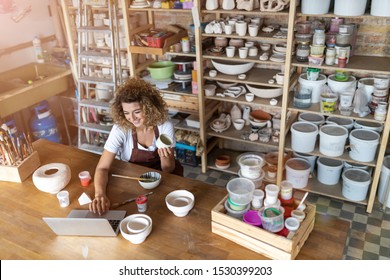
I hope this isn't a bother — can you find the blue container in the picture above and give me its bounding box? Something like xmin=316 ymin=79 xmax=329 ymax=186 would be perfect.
xmin=30 ymin=101 xmax=62 ymax=143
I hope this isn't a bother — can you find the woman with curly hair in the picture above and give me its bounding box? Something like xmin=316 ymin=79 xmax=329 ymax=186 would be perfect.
xmin=90 ymin=78 xmax=182 ymax=215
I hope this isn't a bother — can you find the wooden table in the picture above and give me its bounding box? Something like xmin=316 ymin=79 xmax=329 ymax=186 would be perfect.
xmin=0 ymin=139 xmax=350 ymax=260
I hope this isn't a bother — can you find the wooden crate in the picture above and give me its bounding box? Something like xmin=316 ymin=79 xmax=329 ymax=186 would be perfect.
xmin=211 ymin=195 xmax=316 ymax=260
xmin=0 ymin=151 xmax=40 ymax=183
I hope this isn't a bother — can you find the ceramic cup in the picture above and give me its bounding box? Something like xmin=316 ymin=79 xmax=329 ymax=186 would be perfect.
xmin=235 ymin=21 xmax=247 ymax=36
xmin=245 ymin=93 xmax=255 ymax=102
xmin=226 ymin=46 xmax=235 ymax=58
xmin=239 ymin=47 xmax=249 ymax=59
xmin=248 ymin=47 xmax=258 ymax=57
xmin=156 ymin=134 xmax=173 ymax=148
xmin=274 ymin=72 xmax=285 ymax=85
xmin=224 ymin=24 xmax=233 ymax=35
xmin=228 ymin=19 xmax=237 ymax=32
xmin=248 ymin=24 xmax=259 ymax=37
xmin=209 ymin=70 xmax=217 ymax=77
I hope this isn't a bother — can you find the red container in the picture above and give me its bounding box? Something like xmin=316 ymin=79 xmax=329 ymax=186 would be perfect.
xmin=146 ymin=32 xmax=173 ymax=48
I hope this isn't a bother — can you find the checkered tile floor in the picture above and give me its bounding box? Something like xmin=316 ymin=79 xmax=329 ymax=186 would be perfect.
xmin=183 ymin=165 xmax=390 ymax=260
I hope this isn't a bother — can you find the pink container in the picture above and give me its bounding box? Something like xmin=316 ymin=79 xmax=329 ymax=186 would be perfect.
xmin=243 ymin=210 xmax=262 ymax=226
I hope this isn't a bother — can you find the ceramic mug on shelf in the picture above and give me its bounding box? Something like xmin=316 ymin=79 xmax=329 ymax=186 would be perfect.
xmin=226 ymin=46 xmax=236 ymax=57
xmin=235 ymin=21 xmax=247 ymax=36
xmin=274 ymin=73 xmax=285 ymax=85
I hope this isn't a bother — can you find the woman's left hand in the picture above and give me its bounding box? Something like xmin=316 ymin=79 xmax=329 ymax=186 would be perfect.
xmin=158 ymin=147 xmax=173 ymax=159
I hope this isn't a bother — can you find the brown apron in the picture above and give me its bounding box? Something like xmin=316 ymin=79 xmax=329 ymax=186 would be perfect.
xmin=129 ymin=127 xmax=183 ymax=176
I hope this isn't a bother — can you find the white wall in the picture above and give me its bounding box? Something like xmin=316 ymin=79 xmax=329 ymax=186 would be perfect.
xmin=0 ymin=0 xmax=56 ymax=72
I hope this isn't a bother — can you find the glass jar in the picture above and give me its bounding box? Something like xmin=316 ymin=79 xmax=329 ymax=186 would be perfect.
xmin=374 ymin=102 xmax=388 ymax=121
xmin=313 ymin=29 xmax=326 ymax=46
xmin=296 ymin=41 xmax=310 ymax=62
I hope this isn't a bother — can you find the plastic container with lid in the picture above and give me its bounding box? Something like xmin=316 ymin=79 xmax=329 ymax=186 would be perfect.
xmin=312 ymin=29 xmax=325 ymax=46
xmin=342 ymin=169 xmax=371 ymax=201
xmin=226 ymin=177 xmax=255 ymax=205
xmin=285 ymin=158 xmax=311 ymax=189
xmin=136 ymin=195 xmax=148 ymax=212
xmin=259 ymin=207 xmax=285 ymax=233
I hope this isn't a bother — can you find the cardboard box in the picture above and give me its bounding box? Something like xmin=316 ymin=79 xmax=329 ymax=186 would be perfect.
xmin=211 ymin=195 xmax=316 ymax=260
xmin=0 ymin=151 xmax=40 ymax=183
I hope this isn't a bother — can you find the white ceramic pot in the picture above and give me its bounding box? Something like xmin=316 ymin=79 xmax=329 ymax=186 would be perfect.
xmin=334 ymin=0 xmax=368 ymax=16
xmin=301 ymin=0 xmax=331 ymax=14
xmin=206 ymin=0 xmax=218 ymax=10
xmin=371 ymin=0 xmax=390 ymax=16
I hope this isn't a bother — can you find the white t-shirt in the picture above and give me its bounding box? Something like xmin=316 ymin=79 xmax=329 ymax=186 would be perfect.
xmin=104 ymin=121 xmax=175 ymax=161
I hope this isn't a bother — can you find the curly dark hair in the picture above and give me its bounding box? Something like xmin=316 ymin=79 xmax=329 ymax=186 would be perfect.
xmin=110 ymin=78 xmax=168 ymax=131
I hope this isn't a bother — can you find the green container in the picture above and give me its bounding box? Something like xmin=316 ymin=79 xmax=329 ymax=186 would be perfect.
xmin=147 ymin=61 xmax=175 ymax=80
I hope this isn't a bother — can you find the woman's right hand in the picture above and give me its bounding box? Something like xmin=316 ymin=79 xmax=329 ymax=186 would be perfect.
xmin=89 ymin=194 xmax=111 ymax=216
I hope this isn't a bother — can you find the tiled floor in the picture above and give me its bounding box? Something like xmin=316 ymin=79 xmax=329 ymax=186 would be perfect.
xmin=183 ymin=165 xmax=390 ymax=260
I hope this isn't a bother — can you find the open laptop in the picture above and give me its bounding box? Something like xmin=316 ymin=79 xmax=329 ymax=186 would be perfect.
xmin=43 ymin=210 xmax=126 ymax=237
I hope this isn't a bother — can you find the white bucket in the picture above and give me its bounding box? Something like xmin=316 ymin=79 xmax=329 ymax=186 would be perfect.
xmin=319 ymin=125 xmax=348 ymax=157
xmin=298 ymin=112 xmax=325 ymax=126
xmin=285 ymin=158 xmax=311 ymax=189
xmin=298 ymin=73 xmax=327 ymax=103
xmin=378 ymin=155 xmax=390 ymax=207
xmin=349 ymin=129 xmax=380 ymax=162
xmin=327 ymin=74 xmax=357 ymax=94
xmin=326 ymin=116 xmax=354 ymax=131
xmin=335 ymin=0 xmax=368 ymax=16
xmin=317 ymin=157 xmax=344 ymax=185
xmin=342 ymin=169 xmax=371 ymax=201
xmin=371 ymin=0 xmax=390 ymax=17
xmin=291 ymin=121 xmax=318 ymax=153
xmin=354 ymin=120 xmax=383 ymax=132
xmin=343 ymin=161 xmax=371 ymax=172
xmin=293 ymin=151 xmax=317 ymax=173
xmin=301 ymin=0 xmax=331 ymax=14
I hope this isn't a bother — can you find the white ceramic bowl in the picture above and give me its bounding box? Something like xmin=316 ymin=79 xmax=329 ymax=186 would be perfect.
xmin=216 ymin=81 xmax=238 ymax=89
xmin=165 ymin=190 xmax=195 ymax=217
xmin=211 ymin=60 xmax=255 ymax=75
xmin=32 ymin=163 xmax=71 ymax=194
xmin=138 ymin=171 xmax=161 ymax=189
xmin=233 ymin=118 xmax=245 ymax=130
xmin=120 ymin=214 xmax=152 ymax=244
xmin=126 ymin=215 xmax=151 ymax=233
xmin=246 ymin=84 xmax=283 ymax=98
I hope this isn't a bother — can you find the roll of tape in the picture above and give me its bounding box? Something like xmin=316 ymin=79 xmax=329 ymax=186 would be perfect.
xmin=32 ymin=163 xmax=71 ymax=194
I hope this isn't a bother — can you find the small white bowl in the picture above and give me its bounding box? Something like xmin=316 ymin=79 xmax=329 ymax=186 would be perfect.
xmin=204 ymin=84 xmax=217 ymax=96
xmin=126 ymin=215 xmax=151 ymax=233
xmin=260 ymin=43 xmax=271 ymax=51
xmin=165 ymin=190 xmax=195 ymax=217
xmin=209 ymin=70 xmax=217 ymax=77
xmin=233 ymin=118 xmax=245 ymax=130
xmin=138 ymin=171 xmax=161 ymax=189
xmin=120 ymin=214 xmax=152 ymax=244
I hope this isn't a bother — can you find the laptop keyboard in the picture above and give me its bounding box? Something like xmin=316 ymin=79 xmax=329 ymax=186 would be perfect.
xmin=108 ymin=219 xmax=121 ymax=232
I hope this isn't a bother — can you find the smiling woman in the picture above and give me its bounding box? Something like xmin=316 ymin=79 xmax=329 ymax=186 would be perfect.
xmin=89 ymin=78 xmax=183 ymax=215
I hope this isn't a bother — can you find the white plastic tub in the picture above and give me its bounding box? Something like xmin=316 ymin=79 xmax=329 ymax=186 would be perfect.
xmin=298 ymin=73 xmax=327 ymax=103
xmin=378 ymin=155 xmax=390 ymax=207
xmin=298 ymin=112 xmax=325 ymax=126
xmin=291 ymin=121 xmax=319 ymax=153
xmin=285 ymin=158 xmax=311 ymax=189
xmin=370 ymin=0 xmax=390 ymax=16
xmin=354 ymin=120 xmax=383 ymax=132
xmin=349 ymin=129 xmax=380 ymax=162
xmin=335 ymin=0 xmax=368 ymax=16
xmin=327 ymin=74 xmax=357 ymax=94
xmin=293 ymin=151 xmax=317 ymax=173
xmin=319 ymin=125 xmax=348 ymax=157
xmin=342 ymin=169 xmax=371 ymax=201
xmin=326 ymin=116 xmax=354 ymax=131
xmin=301 ymin=0 xmax=331 ymax=14
xmin=317 ymin=157 xmax=344 ymax=185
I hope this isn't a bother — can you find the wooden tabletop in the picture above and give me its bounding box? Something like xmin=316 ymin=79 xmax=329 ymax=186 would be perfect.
xmin=0 ymin=139 xmax=349 ymax=260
